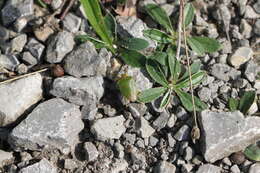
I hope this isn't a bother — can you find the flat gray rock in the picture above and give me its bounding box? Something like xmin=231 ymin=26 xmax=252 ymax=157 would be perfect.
xmin=46 ymin=31 xmax=75 ymax=63
xmin=64 ymin=42 xmax=107 ymax=78
xmin=199 ymin=110 xmax=260 ymax=163
xmin=50 ymin=76 xmax=104 ymax=106
xmin=9 ymin=98 xmax=84 ymax=154
xmin=0 ymin=73 xmax=42 ymax=126
xmin=137 ymin=116 xmax=155 ymax=138
xmin=19 ymin=158 xmax=57 ymax=173
xmin=196 ymin=164 xmax=221 ymax=173
xmin=91 ymin=115 xmax=126 ymax=141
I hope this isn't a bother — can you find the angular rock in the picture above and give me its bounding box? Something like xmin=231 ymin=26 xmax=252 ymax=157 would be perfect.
xmin=84 ymin=142 xmax=99 ymax=162
xmin=91 ymin=115 xmax=126 ymax=141
xmin=0 ymin=54 xmax=20 ymax=71
xmin=229 ymin=47 xmax=253 ymax=67
xmin=153 ymin=161 xmax=176 ymax=173
xmin=50 ymin=76 xmax=104 ymax=106
xmin=9 ymin=98 xmax=84 ymax=153
xmin=64 ymin=159 xmax=78 ymax=170
xmin=21 ymin=51 xmax=38 ymax=66
xmin=240 ymin=19 xmax=252 ymax=39
xmin=254 ymin=19 xmax=260 ymax=36
xmin=198 ymin=87 xmax=211 ymax=102
xmin=19 ymin=159 xmax=57 ymax=173
xmin=153 ymin=111 xmax=169 ymax=130
xmin=26 ymin=38 xmax=45 ymax=60
xmin=62 ymin=13 xmax=81 ymax=33
xmin=210 ymin=63 xmax=240 ymax=81
xmin=249 ymin=163 xmax=260 ymax=173
xmin=1 ymin=0 xmax=33 ymax=26
xmin=108 ymin=159 xmax=128 ymax=173
xmin=243 ymin=60 xmax=259 ymax=82
xmin=199 ymin=110 xmax=260 ymax=163
xmin=230 ymin=165 xmax=240 ymax=173
xmin=0 ymin=150 xmax=13 ymax=167
xmin=196 ymin=164 xmax=221 ymax=173
xmin=10 ymin=34 xmax=27 ymax=53
xmin=174 ymin=125 xmax=191 ymax=141
xmin=64 ymin=42 xmax=107 ymax=77
xmin=117 ymin=16 xmax=156 ymax=50
xmin=0 ymin=74 xmax=42 ymax=126
xmin=46 ymin=31 xmax=75 ymax=63
xmin=129 ymin=103 xmax=147 ymax=118
xmin=137 ymin=116 xmax=155 ymax=138
xmin=244 ymin=5 xmax=260 ymax=19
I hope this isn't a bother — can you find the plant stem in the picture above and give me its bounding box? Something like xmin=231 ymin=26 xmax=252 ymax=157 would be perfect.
xmin=176 ymin=0 xmax=183 ymax=60
xmin=180 ymin=0 xmax=199 ymax=141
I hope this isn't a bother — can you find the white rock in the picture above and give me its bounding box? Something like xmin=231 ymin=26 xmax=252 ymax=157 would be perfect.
xmin=139 ymin=116 xmax=155 ymax=138
xmin=19 ymin=159 xmax=57 ymax=173
xmin=229 ymin=47 xmax=253 ymax=67
xmin=0 ymin=150 xmax=13 ymax=167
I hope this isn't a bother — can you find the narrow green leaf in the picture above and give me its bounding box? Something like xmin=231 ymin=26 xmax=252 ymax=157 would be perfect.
xmin=74 ymin=35 xmax=108 ymax=49
xmin=80 ymin=0 xmax=114 ymax=52
xmin=145 ymin=4 xmax=173 ymax=32
xmin=143 ymin=29 xmax=173 ymax=43
xmin=104 ymin=12 xmax=117 ymax=39
xmin=175 ymin=89 xmax=207 ymax=112
xmin=117 ymin=76 xmax=138 ymax=102
xmin=179 ymin=61 xmax=201 ymax=81
xmin=244 ymin=144 xmax=260 ymax=161
xmin=239 ymin=91 xmax=256 ymax=114
xmin=138 ymin=87 xmax=167 ymax=103
xmin=118 ymin=38 xmax=149 ymax=51
xmin=187 ymin=36 xmax=221 ymax=56
xmin=120 ymin=49 xmax=146 ymax=68
xmin=160 ymin=89 xmax=172 ymax=108
xmin=146 ymin=59 xmax=169 ymax=87
xmin=228 ymin=98 xmax=239 ymax=112
xmin=184 ymin=3 xmax=195 ymax=27
xmin=148 ymin=52 xmax=168 ymax=66
xmin=176 ymin=71 xmax=206 ymax=89
xmin=167 ymin=48 xmax=181 ymax=82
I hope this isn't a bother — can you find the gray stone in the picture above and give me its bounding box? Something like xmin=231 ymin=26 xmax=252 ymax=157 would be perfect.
xmin=0 ymin=150 xmax=13 ymax=166
xmin=229 ymin=47 xmax=253 ymax=67
xmin=210 ymin=63 xmax=230 ymax=81
xmin=0 ymin=73 xmax=42 ymax=126
xmin=131 ymin=147 xmax=146 ymax=168
xmin=46 ymin=31 xmax=74 ymax=63
xmin=84 ymin=142 xmax=99 ymax=162
xmin=129 ymin=103 xmax=147 ymax=118
xmin=167 ymin=114 xmax=177 ymax=128
xmin=50 ymin=0 xmax=62 ymax=10
xmin=117 ymin=16 xmax=156 ymax=50
xmin=50 ymin=76 xmax=104 ymax=106
xmin=181 ymin=163 xmax=194 ymax=173
xmin=10 ymin=34 xmax=27 ymax=53
xmin=149 ymin=136 xmax=159 ymax=147
xmin=230 ymin=165 xmax=240 ymax=173
xmin=244 ymin=5 xmax=260 ymax=19
xmin=114 ymin=142 xmax=124 ymax=159
xmin=13 ymin=17 xmax=28 ymax=32
xmin=153 ymin=111 xmax=169 ymax=130
xmin=196 ymin=164 xmax=221 ymax=173
xmin=16 ymin=63 xmax=28 ymax=74
xmin=91 ymin=115 xmax=126 ymax=141
xmin=222 ymin=157 xmax=232 ymax=166
xmin=240 ymin=19 xmax=252 ymax=39
xmin=253 ymin=1 xmax=260 ymax=14
xmin=9 ymin=98 xmax=84 ymax=153
xmin=108 ymin=159 xmax=128 ymax=173
xmin=213 ymin=4 xmax=231 ymax=26
xmin=21 ymin=51 xmax=37 ymax=66
xmin=1 ymin=0 xmax=34 ymax=26
xmin=123 ymin=133 xmax=136 ymax=144
xmin=183 ymin=146 xmax=194 ymax=161
xmin=19 ymin=159 xmax=57 ymax=173
xmin=244 ymin=60 xmax=259 ymax=82
xmin=200 ymin=110 xmax=260 ymax=163
xmin=64 ymin=42 xmax=107 ymax=77
xmin=175 ymin=106 xmax=189 ymax=121
xmin=167 ymin=133 xmax=176 ymax=148
xmin=81 ymin=103 xmax=97 ymax=121
xmin=137 ymin=116 xmax=155 ymax=138
xmin=249 ymin=163 xmax=260 ymax=173
xmin=247 ymin=102 xmax=258 ymax=115
xmin=0 ymin=25 xmax=9 ymax=40
xmin=174 ymin=125 xmax=190 ymax=141
xmin=64 ymin=159 xmax=78 ymax=170
xmin=26 ymin=38 xmax=45 ymax=60
xmin=233 ymin=78 xmax=248 ymax=88
xmin=63 ymin=13 xmax=81 ymax=33
xmin=153 ymin=161 xmax=176 ymax=173
xmin=0 ymin=54 xmax=20 ymax=71
xmin=197 ymin=87 xmax=211 ymax=102
xmin=254 ymin=19 xmax=260 ymax=36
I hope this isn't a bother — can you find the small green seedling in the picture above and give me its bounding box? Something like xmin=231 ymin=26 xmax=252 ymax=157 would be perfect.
xmin=138 ymin=48 xmax=207 ymax=111
xmin=117 ymin=74 xmax=138 ymax=102
xmin=143 ymin=3 xmax=221 ymax=56
xmin=228 ymin=91 xmax=256 ymax=115
xmin=244 ymin=142 xmax=260 ymax=161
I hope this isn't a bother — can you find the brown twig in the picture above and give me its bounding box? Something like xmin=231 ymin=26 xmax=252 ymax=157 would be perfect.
xmin=0 ymin=68 xmax=48 ymax=85
xmin=60 ymin=0 xmax=77 ymax=20
xmin=176 ymin=0 xmax=184 ymax=60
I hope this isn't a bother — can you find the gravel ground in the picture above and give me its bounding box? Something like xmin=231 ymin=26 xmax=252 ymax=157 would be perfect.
xmin=0 ymin=0 xmax=260 ymax=173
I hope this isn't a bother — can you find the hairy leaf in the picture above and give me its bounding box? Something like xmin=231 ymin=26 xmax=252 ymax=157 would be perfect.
xmin=176 ymin=71 xmax=205 ymax=89
xmin=138 ymin=87 xmax=167 ymax=103
xmin=146 ymin=59 xmax=169 ymax=87
xmin=228 ymin=98 xmax=239 ymax=112
xmin=239 ymin=91 xmax=256 ymax=114
xmin=160 ymin=89 xmax=172 ymax=108
xmin=175 ymin=89 xmax=207 ymax=112
xmin=244 ymin=143 xmax=260 ymax=161
xmin=74 ymin=35 xmax=108 ymax=48
xmin=118 ymin=38 xmax=149 ymax=51
xmin=148 ymin=52 xmax=168 ymax=66
xmin=104 ymin=12 xmax=117 ymax=39
xmin=121 ymin=49 xmax=146 ymax=68
xmin=179 ymin=61 xmax=201 ymax=81
xmin=143 ymin=29 xmax=172 ymax=43
xmin=184 ymin=3 xmax=195 ymax=27
xmin=168 ymin=48 xmax=181 ymax=82
xmin=144 ymin=4 xmax=173 ymax=32
xmin=187 ymin=36 xmax=221 ymax=56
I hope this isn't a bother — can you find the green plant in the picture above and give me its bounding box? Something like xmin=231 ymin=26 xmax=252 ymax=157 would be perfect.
xmin=228 ymin=91 xmax=256 ymax=114
xmin=244 ymin=142 xmax=260 ymax=161
xmin=137 ymin=48 xmax=207 ymax=110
